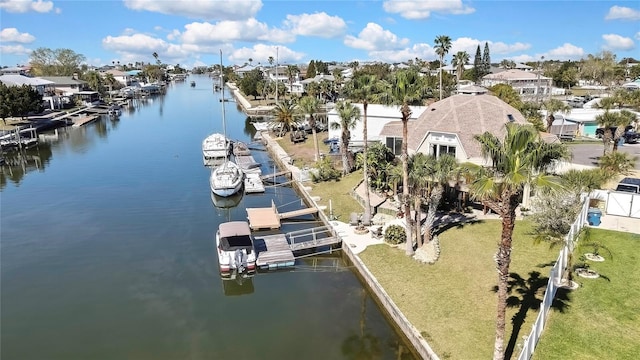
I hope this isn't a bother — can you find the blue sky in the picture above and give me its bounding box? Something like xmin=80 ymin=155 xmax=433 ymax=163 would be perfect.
xmin=1 ymin=0 xmax=639 ymax=69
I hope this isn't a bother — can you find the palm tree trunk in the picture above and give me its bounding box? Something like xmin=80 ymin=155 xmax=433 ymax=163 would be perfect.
xmin=363 ymin=102 xmax=372 ymax=224
xmin=341 ymin=132 xmax=350 ymax=175
xmin=424 ymin=187 xmax=443 ymax=243
xmin=493 ymin=200 xmax=517 ymax=360
xmin=414 ymin=196 xmax=422 ymax=248
xmin=439 ymin=56 xmax=443 ymax=101
xmin=401 ymin=113 xmax=413 ymax=256
xmin=312 ymin=126 xmax=320 ymax=162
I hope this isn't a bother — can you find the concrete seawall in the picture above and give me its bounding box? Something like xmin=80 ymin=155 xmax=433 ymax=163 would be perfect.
xmin=260 ymin=131 xmax=440 ymax=360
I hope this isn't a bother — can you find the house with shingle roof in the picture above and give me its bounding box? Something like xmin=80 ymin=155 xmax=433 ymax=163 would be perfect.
xmin=481 ymin=69 xmax=551 ymax=101
xmin=379 ymin=94 xmax=531 ymax=164
xmin=39 ymin=76 xmax=88 ymax=95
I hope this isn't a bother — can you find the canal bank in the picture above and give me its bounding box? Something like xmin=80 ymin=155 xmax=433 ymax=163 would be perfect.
xmin=259 ymin=130 xmax=439 ymax=360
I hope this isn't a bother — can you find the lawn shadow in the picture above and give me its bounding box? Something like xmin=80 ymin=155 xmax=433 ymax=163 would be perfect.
xmin=433 ymin=212 xmax=485 ymax=236
xmin=491 ymin=271 xmax=548 ymax=360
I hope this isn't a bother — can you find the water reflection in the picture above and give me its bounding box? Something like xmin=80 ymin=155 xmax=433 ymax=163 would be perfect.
xmin=221 ymin=275 xmax=255 ymax=296
xmin=0 ymin=143 xmax=52 ymax=188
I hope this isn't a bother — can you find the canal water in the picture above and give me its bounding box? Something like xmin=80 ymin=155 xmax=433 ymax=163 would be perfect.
xmin=1 ymin=75 xmax=416 ymax=360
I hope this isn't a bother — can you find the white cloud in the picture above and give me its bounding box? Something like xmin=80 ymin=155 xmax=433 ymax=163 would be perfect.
xmin=123 ymin=0 xmax=262 ymax=21
xmin=344 ymin=23 xmax=409 ymax=51
xmin=102 ymin=33 xmax=182 ymax=64
xmin=181 ymin=19 xmax=295 ymax=45
xmin=167 ymin=29 xmax=181 ymax=41
xmin=0 ymin=0 xmax=54 ymax=13
xmin=546 ymin=43 xmax=585 ymax=60
xmin=635 ymin=32 xmax=640 ymax=40
xmin=602 ymin=33 xmax=635 ymax=51
xmin=450 ymin=37 xmax=531 ymax=57
xmin=284 ymin=12 xmax=347 ymax=38
xmin=0 ymin=28 xmax=35 ymax=43
xmin=605 ymin=5 xmax=640 ymax=21
xmin=0 ymin=44 xmax=32 ymax=55
xmin=230 ymin=44 xmax=305 ymax=65
xmin=369 ymin=43 xmax=435 ymax=63
xmin=382 ymin=0 xmax=474 ymax=20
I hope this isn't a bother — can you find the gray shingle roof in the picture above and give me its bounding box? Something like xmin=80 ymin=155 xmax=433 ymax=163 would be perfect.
xmin=408 ymin=94 xmax=528 ymax=158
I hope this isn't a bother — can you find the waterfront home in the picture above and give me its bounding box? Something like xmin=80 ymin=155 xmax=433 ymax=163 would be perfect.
xmin=101 ymin=69 xmax=132 ymax=86
xmin=327 ymin=103 xmax=427 ymax=153
xmin=0 ymin=74 xmax=54 ymax=95
xmin=39 ymin=76 xmax=88 ymax=96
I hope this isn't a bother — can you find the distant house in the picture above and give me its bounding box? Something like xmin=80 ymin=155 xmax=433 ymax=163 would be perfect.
xmin=39 ymin=76 xmax=88 ymax=96
xmin=379 ymin=94 xmax=535 ymax=164
xmin=481 ymin=69 xmax=551 ymax=101
xmin=455 ymin=80 xmax=488 ymax=95
xmin=101 ymin=69 xmax=132 ymax=86
xmin=0 ymin=74 xmax=54 ymax=95
xmin=234 ymin=64 xmax=259 ymax=78
xmin=0 ymin=66 xmax=28 ymax=75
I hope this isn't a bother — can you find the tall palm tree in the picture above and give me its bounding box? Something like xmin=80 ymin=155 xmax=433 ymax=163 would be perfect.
xmin=379 ymin=69 xmax=428 ymax=255
xmin=452 ymin=51 xmax=470 ymax=84
xmin=344 ymin=74 xmax=381 ymax=226
xmin=297 ymin=96 xmax=321 ymax=162
xmin=469 ymin=124 xmax=568 ymax=360
xmin=434 ymin=35 xmax=452 ymax=101
xmin=272 ymin=100 xmax=297 ymax=137
xmin=407 ymin=153 xmax=431 ymax=247
xmin=331 ymin=100 xmax=361 ymax=175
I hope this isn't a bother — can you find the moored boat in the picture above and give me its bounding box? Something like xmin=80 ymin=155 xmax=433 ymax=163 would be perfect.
xmin=216 ymin=221 xmax=257 ymax=275
xmin=210 ymin=161 xmax=244 ymax=197
xmin=202 ymin=132 xmax=230 ymax=162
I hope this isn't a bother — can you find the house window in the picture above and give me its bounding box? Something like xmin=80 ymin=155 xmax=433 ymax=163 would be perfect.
xmin=386 ymin=137 xmax=402 ymax=156
xmin=431 ymin=144 xmax=456 ymax=158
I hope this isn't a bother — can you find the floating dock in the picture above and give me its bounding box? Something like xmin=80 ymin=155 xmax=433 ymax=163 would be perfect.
xmin=235 ymin=155 xmax=262 ymax=174
xmin=72 ymin=114 xmax=101 ymax=127
xmin=254 ymin=234 xmax=295 ymax=269
xmin=244 ymin=173 xmax=265 ymax=194
xmin=246 ymin=200 xmax=319 ymax=230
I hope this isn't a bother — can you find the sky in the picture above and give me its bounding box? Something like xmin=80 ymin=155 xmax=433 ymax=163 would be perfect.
xmin=1 ymin=0 xmax=639 ymax=69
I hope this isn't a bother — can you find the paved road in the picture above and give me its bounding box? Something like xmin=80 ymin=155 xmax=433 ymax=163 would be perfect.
xmin=568 ymin=142 xmax=640 ymax=170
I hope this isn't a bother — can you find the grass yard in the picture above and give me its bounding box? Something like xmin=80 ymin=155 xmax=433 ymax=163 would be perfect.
xmin=307 ymin=170 xmax=364 ymax=222
xmin=359 ymin=220 xmax=559 ymax=360
xmin=532 ymin=229 xmax=640 ymax=360
xmin=275 ymin=132 xmax=329 ymax=168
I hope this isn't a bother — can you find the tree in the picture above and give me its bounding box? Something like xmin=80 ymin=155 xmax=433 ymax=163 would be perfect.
xmin=473 ymin=45 xmax=482 ymax=83
xmin=81 ymin=70 xmax=104 ymax=94
xmin=541 ymin=99 xmax=571 ymax=133
xmin=379 ymin=69 xmax=428 ymax=255
xmin=0 ymin=83 xmax=43 ymax=121
xmin=344 ymin=74 xmax=381 ymax=224
xmin=422 ymin=154 xmax=458 ymax=245
xmin=490 ymin=84 xmax=522 ymax=109
xmin=469 ymin=124 xmax=568 ymax=360
xmin=272 ymin=100 xmax=298 ymax=137
xmin=29 ymin=47 xmax=85 ymax=76
xmin=238 ymin=69 xmax=264 ymax=100
xmin=595 ymin=109 xmax=635 ymax=153
xmin=434 ymin=35 xmax=452 ymax=100
xmin=452 ymin=51 xmax=470 ymax=84
xmin=297 ymin=96 xmax=321 ymax=162
xmin=331 ymin=100 xmax=361 ymax=175
xmin=306 ymin=60 xmax=317 ymax=78
xmin=482 ymin=42 xmax=491 ymax=76
xmin=599 ymin=151 xmax=637 ymax=177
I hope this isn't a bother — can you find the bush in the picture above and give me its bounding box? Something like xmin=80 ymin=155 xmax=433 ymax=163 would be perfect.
xmin=384 ymin=225 xmax=406 ymax=245
xmin=311 ymin=156 xmax=341 ymax=182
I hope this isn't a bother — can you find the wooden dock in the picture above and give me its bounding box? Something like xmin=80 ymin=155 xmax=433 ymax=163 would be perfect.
xmin=254 ymin=234 xmax=295 ymax=269
xmin=72 ymin=114 xmax=100 ymax=127
xmin=244 ymin=173 xmax=265 ymax=194
xmin=279 ymin=207 xmax=318 ymax=219
xmin=235 ymin=155 xmax=262 ymax=174
xmin=246 ymin=200 xmax=318 ymax=230
xmin=261 ymin=170 xmax=291 ymax=182
xmin=287 ymin=226 xmax=341 ymax=252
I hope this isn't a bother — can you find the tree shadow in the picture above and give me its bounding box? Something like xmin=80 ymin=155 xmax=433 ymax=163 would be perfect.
xmin=492 ymin=271 xmax=560 ymax=360
xmin=433 ymin=212 xmax=485 ymax=236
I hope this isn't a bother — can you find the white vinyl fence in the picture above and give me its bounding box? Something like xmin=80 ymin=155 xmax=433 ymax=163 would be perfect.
xmin=516 ymin=194 xmax=590 ymax=360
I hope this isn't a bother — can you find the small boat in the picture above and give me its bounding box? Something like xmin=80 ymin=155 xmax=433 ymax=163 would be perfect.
xmin=210 ymin=161 xmax=244 ymax=197
xmin=191 ymin=81 xmax=196 ymax=87
xmin=232 ymin=141 xmax=251 ymax=156
xmin=216 ymin=221 xmax=257 ymax=275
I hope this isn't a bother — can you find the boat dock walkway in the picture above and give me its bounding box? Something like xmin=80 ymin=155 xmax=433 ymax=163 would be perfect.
xmin=235 ymin=155 xmax=261 ymax=174
xmin=71 ymin=113 xmax=101 ymax=127
xmin=246 ymin=200 xmax=319 ymax=230
xmin=254 ymin=226 xmax=341 ymax=269
xmin=244 ymin=173 xmax=265 ymax=194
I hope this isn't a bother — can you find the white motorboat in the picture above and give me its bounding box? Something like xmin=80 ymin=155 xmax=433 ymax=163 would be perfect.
xmin=216 ymin=221 xmax=257 ymax=275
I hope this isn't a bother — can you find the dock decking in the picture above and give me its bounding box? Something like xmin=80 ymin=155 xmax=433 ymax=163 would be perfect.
xmin=254 ymin=234 xmax=295 ymax=269
xmin=246 ymin=200 xmax=319 ymax=230
xmin=72 ymin=114 xmax=101 ymax=127
xmin=244 ymin=173 xmax=265 ymax=194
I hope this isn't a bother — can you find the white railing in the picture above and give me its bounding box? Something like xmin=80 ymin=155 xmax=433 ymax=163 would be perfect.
xmin=517 ymin=194 xmax=590 ymax=360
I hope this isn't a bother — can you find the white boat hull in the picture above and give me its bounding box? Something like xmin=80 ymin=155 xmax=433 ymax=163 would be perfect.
xmin=210 ymin=161 xmax=244 ymax=197
xmin=202 ymin=133 xmax=229 ymax=160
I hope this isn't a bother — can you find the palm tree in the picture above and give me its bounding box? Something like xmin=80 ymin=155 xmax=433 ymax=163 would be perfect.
xmin=422 ymin=154 xmax=458 ymax=245
xmin=344 ymin=74 xmax=381 ymax=226
xmin=599 ymin=151 xmax=637 ymax=177
xmin=272 ymin=100 xmax=297 ymax=137
xmin=434 ymin=35 xmax=452 ymax=101
xmin=541 ymin=99 xmax=571 ymax=133
xmin=452 ymin=51 xmax=470 ymax=84
xmin=297 ymin=96 xmax=321 ymax=162
xmin=379 ymin=69 xmax=428 ymax=255
xmin=407 ymin=153 xmax=431 ymax=247
xmin=331 ymin=100 xmax=361 ymax=175
xmin=596 ymin=109 xmax=634 ymax=154
xmin=469 ymin=124 xmax=568 ymax=360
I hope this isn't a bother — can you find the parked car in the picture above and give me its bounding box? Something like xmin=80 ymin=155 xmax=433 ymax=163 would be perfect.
xmin=595 ymin=126 xmax=639 ymax=144
xmin=615 ymin=177 xmax=640 ymax=193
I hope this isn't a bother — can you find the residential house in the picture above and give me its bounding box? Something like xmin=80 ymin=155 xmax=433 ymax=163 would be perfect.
xmin=0 ymin=74 xmax=54 ymax=95
xmin=481 ymin=69 xmax=551 ymax=101
xmin=379 ymin=94 xmax=531 ymax=164
xmin=101 ymin=69 xmax=132 ymax=86
xmin=327 ymin=103 xmax=427 ymax=154
xmin=455 ymin=81 xmax=489 ymax=95
xmin=39 ymin=76 xmax=88 ymax=96
xmin=234 ymin=64 xmax=260 ymax=78
xmin=0 ymin=66 xmax=28 ymax=75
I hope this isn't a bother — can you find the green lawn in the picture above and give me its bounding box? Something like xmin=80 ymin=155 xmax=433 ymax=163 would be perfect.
xmin=532 ymin=229 xmax=640 ymax=360
xmin=359 ymin=220 xmax=559 ymax=360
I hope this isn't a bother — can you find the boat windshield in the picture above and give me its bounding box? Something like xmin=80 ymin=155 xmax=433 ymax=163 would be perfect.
xmin=219 ymin=235 xmax=253 ymax=251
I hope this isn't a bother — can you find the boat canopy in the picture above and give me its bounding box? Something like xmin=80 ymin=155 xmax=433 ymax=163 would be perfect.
xmin=218 ymin=221 xmax=253 ymax=251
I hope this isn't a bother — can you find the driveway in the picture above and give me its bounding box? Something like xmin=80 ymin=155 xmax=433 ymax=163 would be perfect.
xmin=568 ymin=142 xmax=640 ymax=170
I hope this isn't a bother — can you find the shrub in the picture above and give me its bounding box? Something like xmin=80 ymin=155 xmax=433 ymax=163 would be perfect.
xmin=311 ymin=156 xmax=341 ymax=182
xmin=384 ymin=225 xmax=406 ymax=245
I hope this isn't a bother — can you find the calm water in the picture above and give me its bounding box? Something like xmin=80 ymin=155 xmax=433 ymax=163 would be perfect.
xmin=1 ymin=75 xmax=416 ymax=360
